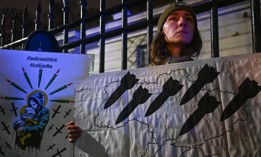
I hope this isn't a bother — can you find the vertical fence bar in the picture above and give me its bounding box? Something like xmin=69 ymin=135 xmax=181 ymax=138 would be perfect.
xmin=210 ymin=0 xmax=219 ymax=57
xmin=0 ymin=14 xmax=5 ymax=47
xmin=63 ymin=0 xmax=69 ymax=53
xmin=11 ymin=12 xmax=17 ymax=49
xmin=250 ymin=0 xmax=261 ymax=53
xmin=80 ymin=0 xmax=87 ymax=54
xmin=48 ymin=0 xmax=55 ymax=30
xmin=147 ymin=0 xmax=153 ymax=64
xmin=35 ymin=0 xmax=42 ymax=30
xmin=22 ymin=5 xmax=28 ymax=48
xmin=122 ymin=0 xmax=128 ymax=70
xmin=99 ymin=0 xmax=105 ymax=73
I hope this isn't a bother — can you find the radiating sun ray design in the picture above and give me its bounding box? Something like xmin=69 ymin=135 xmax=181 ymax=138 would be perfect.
xmin=38 ymin=69 xmax=43 ymax=88
xmin=45 ymin=69 xmax=60 ymax=90
xmin=22 ymin=67 xmax=33 ymax=89
xmin=0 ymin=66 xmax=75 ymax=153
xmin=1 ymin=68 xmax=74 ymax=106
xmin=0 ymin=96 xmax=24 ymax=100
xmin=50 ymin=99 xmax=75 ymax=104
xmin=49 ymin=83 xmax=73 ymax=95
xmin=6 ymin=79 xmax=28 ymax=94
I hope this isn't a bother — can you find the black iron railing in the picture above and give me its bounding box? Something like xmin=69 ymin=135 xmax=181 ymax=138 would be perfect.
xmin=0 ymin=0 xmax=260 ymax=73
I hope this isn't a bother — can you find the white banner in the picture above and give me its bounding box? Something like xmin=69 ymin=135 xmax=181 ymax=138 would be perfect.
xmin=0 ymin=50 xmax=93 ymax=157
xmin=74 ymin=53 xmax=261 ymax=157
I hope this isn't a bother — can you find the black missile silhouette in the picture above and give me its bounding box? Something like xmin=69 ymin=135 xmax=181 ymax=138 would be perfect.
xmin=52 ymin=148 xmax=66 ymax=157
xmin=0 ymin=106 xmax=5 ymax=115
xmin=48 ymin=124 xmax=54 ymax=131
xmin=52 ymin=105 xmax=61 ymax=118
xmin=64 ymin=109 xmax=72 ymax=118
xmin=145 ymin=77 xmax=183 ymax=117
xmin=5 ymin=142 xmax=11 ymax=150
xmin=179 ymin=93 xmax=220 ymax=136
xmin=115 ymin=86 xmax=151 ymax=124
xmin=53 ymin=124 xmax=65 ymax=137
xmin=47 ymin=144 xmax=56 ymax=151
xmin=221 ymin=77 xmax=261 ymax=121
xmin=10 ymin=103 xmax=18 ymax=117
xmin=104 ymin=72 xmax=139 ymax=109
xmin=47 ymin=124 xmax=54 ymax=131
xmin=180 ymin=64 xmax=220 ymax=105
xmin=0 ymin=146 xmax=5 ymax=156
xmin=1 ymin=122 xmax=10 ymax=135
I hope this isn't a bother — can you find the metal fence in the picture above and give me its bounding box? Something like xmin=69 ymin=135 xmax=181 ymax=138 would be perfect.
xmin=0 ymin=0 xmax=260 ymax=73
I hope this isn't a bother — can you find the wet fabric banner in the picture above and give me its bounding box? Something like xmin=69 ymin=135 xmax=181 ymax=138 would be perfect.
xmin=74 ymin=53 xmax=261 ymax=157
xmin=0 ymin=50 xmax=93 ymax=157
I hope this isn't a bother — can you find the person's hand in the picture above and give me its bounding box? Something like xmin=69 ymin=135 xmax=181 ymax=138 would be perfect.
xmin=66 ymin=121 xmax=82 ymax=143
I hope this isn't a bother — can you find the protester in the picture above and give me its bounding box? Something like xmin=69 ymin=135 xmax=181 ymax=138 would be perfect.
xmin=66 ymin=1 xmax=202 ymax=143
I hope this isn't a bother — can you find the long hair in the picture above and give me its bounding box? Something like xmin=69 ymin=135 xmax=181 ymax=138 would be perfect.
xmin=150 ymin=27 xmax=202 ymax=65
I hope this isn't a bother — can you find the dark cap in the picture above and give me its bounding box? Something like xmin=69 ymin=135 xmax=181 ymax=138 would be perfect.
xmin=157 ymin=2 xmax=197 ymax=33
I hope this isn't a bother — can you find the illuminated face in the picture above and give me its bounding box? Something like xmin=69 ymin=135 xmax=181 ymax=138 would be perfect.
xmin=163 ymin=10 xmax=195 ymax=45
xmin=29 ymin=98 xmax=39 ymax=110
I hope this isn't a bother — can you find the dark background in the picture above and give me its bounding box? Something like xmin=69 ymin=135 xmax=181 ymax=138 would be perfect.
xmin=0 ymin=0 xmax=120 ymax=43
xmin=0 ymin=0 xmax=121 ymax=13
xmin=0 ymin=0 xmax=171 ymax=44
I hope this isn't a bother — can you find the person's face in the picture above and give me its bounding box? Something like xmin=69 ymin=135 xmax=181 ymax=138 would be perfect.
xmin=30 ymin=99 xmax=38 ymax=110
xmin=163 ymin=10 xmax=195 ymax=45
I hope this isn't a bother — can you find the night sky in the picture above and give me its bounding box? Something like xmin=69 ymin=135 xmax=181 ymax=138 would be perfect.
xmin=0 ymin=0 xmax=121 ymax=14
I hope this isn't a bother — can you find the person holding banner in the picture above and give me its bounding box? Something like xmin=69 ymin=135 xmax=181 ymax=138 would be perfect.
xmin=66 ymin=1 xmax=202 ymax=143
xmin=150 ymin=1 xmax=202 ymax=65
